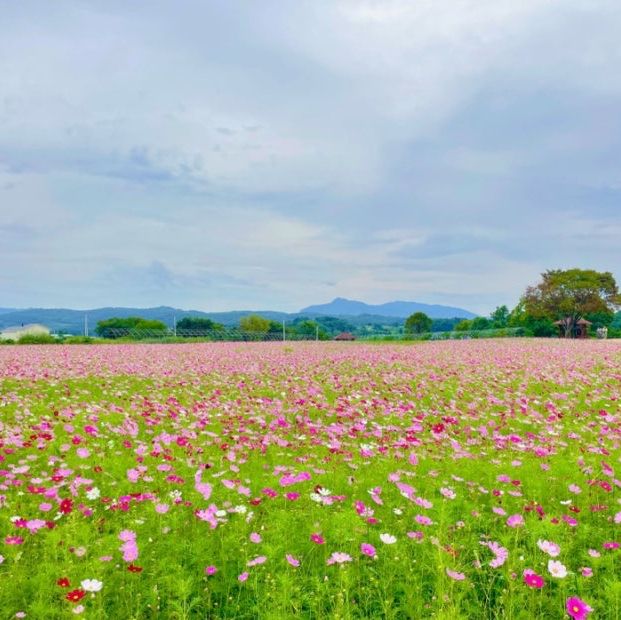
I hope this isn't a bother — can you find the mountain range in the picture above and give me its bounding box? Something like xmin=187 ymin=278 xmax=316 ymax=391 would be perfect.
xmin=0 ymin=298 xmax=476 ymax=334
xmin=300 ymin=298 xmax=476 ymax=319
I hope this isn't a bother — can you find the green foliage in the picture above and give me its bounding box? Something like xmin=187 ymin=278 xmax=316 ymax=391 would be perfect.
xmin=95 ymin=316 xmax=169 ymax=339
xmin=176 ymin=317 xmax=224 ymax=335
xmin=454 ymin=319 xmax=472 ymax=331
xmin=470 ymin=317 xmax=491 ymax=331
xmin=17 ymin=333 xmax=57 ymax=344
xmin=239 ymin=314 xmax=271 ymax=338
xmin=430 ymin=317 xmax=465 ymax=332
xmin=404 ymin=312 xmax=433 ymax=334
xmin=489 ymin=305 xmax=509 ymax=328
xmin=522 ymin=268 xmax=620 ymax=337
xmin=288 ymin=319 xmax=329 ymax=340
xmin=63 ymin=336 xmax=95 ymax=344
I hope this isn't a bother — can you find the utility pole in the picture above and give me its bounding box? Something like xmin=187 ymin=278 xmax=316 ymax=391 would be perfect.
xmin=282 ymin=320 xmax=286 ymax=342
xmin=173 ymin=315 xmax=177 ymax=337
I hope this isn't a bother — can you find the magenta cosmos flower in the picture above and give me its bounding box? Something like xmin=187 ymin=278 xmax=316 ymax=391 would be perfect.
xmin=360 ymin=543 xmax=377 ymax=558
xmin=523 ymin=569 xmax=544 ymax=588
xmin=566 ymin=597 xmax=592 ymax=620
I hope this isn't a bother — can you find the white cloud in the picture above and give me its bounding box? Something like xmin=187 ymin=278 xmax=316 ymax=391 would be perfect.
xmin=1 ymin=0 xmax=620 ymax=312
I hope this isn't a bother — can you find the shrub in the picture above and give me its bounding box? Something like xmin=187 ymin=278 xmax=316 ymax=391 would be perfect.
xmin=17 ymin=334 xmax=57 ymax=344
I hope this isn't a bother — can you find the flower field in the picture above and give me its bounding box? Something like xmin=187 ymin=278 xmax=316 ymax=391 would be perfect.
xmin=0 ymin=340 xmax=620 ymax=619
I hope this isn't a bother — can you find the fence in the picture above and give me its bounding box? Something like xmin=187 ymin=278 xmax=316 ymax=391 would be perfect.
xmin=96 ymin=328 xmax=321 ymax=341
xmin=91 ymin=326 xmax=525 ymax=342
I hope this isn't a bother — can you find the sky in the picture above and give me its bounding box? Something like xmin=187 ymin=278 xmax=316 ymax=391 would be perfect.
xmin=1 ymin=0 xmax=620 ymax=315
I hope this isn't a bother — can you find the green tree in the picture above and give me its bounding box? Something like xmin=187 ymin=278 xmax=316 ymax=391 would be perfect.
xmin=95 ymin=317 xmax=168 ymax=339
xmin=522 ymin=269 xmax=621 ymax=337
xmin=239 ymin=315 xmax=271 ymax=340
xmin=290 ymin=319 xmax=328 ymax=340
xmin=454 ymin=319 xmax=472 ymax=332
xmin=470 ymin=317 xmax=491 ymax=331
xmin=404 ymin=312 xmax=433 ymax=335
xmin=176 ymin=317 xmax=224 ymax=336
xmin=490 ymin=305 xmax=509 ymax=328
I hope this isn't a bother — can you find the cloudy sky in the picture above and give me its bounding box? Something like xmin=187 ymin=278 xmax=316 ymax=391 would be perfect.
xmin=1 ymin=0 xmax=620 ymax=314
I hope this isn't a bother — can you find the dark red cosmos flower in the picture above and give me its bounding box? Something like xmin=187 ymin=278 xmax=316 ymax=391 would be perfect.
xmin=57 ymin=577 xmax=70 ymax=587
xmin=66 ymin=589 xmax=86 ymax=602
xmin=127 ymin=564 xmax=143 ymax=573
xmin=59 ymin=499 xmax=73 ymax=514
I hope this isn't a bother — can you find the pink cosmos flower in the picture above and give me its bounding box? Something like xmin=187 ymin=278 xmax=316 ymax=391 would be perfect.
xmin=568 ymin=484 xmax=582 ymax=494
xmin=205 ymin=565 xmax=217 ymax=576
xmin=523 ymin=569 xmax=544 ymax=588
xmin=603 ymin=541 xmax=620 ymax=550
xmin=506 ymin=514 xmax=524 ymax=528
xmin=580 ymin=567 xmax=593 ymax=577
xmin=25 ymin=519 xmax=46 ymax=533
xmin=238 ymin=572 xmax=249 ymax=582
xmin=247 ymin=556 xmax=267 ymax=567
xmin=249 ymin=532 xmax=262 ymax=544
xmin=285 ymin=554 xmax=300 ymax=567
xmin=566 ymin=596 xmax=593 ymax=620
xmin=118 ymin=530 xmax=136 ymax=542
xmin=360 ymin=543 xmax=377 ymax=558
xmin=440 ymin=487 xmax=456 ymax=500
xmin=5 ymin=536 xmax=23 ymax=545
xmin=446 ymin=568 xmax=466 ymax=581
xmin=310 ymin=533 xmax=325 ymax=545
xmin=155 ymin=503 xmax=169 ymax=514
xmin=326 ymin=552 xmax=353 ymax=565
xmin=537 ymin=540 xmax=560 ymax=557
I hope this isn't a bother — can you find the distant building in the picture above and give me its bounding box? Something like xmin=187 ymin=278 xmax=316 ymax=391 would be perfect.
xmin=0 ymin=323 xmax=50 ymax=340
xmin=334 ymin=332 xmax=356 ymax=341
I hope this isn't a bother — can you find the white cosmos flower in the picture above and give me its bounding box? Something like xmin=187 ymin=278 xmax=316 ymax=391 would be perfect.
xmin=80 ymin=578 xmax=103 ymax=592
xmin=380 ymin=533 xmax=397 ymax=545
xmin=86 ymin=487 xmax=100 ymax=500
xmin=548 ymin=560 xmax=567 ymax=578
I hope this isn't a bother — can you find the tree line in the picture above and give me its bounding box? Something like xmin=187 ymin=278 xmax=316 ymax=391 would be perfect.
xmin=89 ymin=268 xmax=620 ymax=341
xmin=404 ymin=268 xmax=621 ymax=338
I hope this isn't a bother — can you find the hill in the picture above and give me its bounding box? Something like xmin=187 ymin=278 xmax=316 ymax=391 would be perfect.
xmin=300 ymin=297 xmax=476 ymax=319
xmin=0 ymin=299 xmax=477 ymax=335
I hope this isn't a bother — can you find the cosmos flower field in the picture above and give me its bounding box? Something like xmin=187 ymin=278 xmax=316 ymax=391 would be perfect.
xmin=0 ymin=341 xmax=620 ymax=619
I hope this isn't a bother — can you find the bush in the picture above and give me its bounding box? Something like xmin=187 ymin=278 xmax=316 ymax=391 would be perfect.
xmin=63 ymin=336 xmax=95 ymax=344
xmin=17 ymin=334 xmax=57 ymax=344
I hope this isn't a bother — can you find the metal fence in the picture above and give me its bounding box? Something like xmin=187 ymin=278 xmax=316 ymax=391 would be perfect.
xmin=90 ymin=326 xmax=525 ymax=342
xmin=97 ymin=328 xmax=321 ymax=341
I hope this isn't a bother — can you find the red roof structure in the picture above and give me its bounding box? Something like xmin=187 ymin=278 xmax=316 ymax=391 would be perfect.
xmin=334 ymin=332 xmax=356 ymax=341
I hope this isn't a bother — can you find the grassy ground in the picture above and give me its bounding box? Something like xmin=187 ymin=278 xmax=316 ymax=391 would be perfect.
xmin=0 ymin=340 xmax=619 ymax=618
